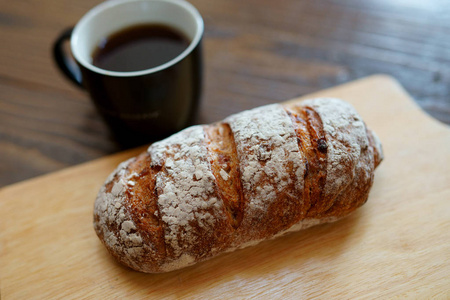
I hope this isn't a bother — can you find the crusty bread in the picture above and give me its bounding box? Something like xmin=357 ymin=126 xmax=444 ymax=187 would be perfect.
xmin=94 ymin=98 xmax=383 ymax=273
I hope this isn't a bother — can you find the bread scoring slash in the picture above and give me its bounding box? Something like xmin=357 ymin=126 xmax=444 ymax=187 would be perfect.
xmin=94 ymin=98 xmax=383 ymax=273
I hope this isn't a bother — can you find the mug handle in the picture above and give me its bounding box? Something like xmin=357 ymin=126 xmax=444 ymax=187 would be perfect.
xmin=53 ymin=27 xmax=84 ymax=88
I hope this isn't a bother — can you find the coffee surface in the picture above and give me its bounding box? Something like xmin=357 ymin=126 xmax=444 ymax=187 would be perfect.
xmin=92 ymin=24 xmax=190 ymax=72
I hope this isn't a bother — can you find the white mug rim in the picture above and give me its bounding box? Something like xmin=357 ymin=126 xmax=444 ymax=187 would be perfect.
xmin=70 ymin=0 xmax=203 ymax=78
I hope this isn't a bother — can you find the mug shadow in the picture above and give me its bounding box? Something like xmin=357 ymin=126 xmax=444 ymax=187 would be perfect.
xmin=99 ymin=208 xmax=367 ymax=297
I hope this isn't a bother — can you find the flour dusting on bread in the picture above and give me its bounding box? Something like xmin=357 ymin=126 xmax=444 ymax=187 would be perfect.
xmin=148 ymin=126 xmax=230 ymax=265
xmin=302 ymin=98 xmax=370 ymax=198
xmin=94 ymin=98 xmax=383 ymax=273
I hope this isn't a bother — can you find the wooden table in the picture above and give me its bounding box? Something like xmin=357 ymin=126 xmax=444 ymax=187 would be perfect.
xmin=1 ymin=0 xmax=449 ymax=187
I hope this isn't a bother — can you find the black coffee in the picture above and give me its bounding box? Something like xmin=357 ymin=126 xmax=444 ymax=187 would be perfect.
xmin=92 ymin=24 xmax=190 ymax=72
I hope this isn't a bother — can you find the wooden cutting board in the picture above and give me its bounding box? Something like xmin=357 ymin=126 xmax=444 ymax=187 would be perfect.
xmin=1 ymin=75 xmax=449 ymax=299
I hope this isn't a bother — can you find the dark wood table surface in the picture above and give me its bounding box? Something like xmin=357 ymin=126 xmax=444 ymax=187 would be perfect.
xmin=1 ymin=0 xmax=449 ymax=187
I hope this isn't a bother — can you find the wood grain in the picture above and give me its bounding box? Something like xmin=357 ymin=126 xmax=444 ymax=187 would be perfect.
xmin=1 ymin=76 xmax=449 ymax=299
xmin=0 ymin=0 xmax=450 ymax=187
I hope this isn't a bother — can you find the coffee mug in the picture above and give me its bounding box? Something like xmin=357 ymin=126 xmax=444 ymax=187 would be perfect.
xmin=53 ymin=0 xmax=203 ymax=145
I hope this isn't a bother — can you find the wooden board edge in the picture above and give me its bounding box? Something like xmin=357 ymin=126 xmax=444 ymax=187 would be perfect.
xmin=0 ymin=146 xmax=146 ymax=199
xmin=1 ymin=74 xmax=448 ymax=198
xmin=285 ymin=74 xmax=450 ymax=131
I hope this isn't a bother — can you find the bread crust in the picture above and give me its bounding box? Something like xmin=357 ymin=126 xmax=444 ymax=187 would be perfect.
xmin=94 ymin=98 xmax=383 ymax=273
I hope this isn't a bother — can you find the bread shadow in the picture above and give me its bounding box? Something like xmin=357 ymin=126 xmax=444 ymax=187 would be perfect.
xmin=103 ymin=208 xmax=366 ymax=297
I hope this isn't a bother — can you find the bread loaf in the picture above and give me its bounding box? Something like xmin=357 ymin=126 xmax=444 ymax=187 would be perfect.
xmin=94 ymin=98 xmax=383 ymax=273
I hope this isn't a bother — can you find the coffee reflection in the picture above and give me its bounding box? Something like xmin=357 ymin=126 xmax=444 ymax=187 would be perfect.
xmin=92 ymin=24 xmax=190 ymax=72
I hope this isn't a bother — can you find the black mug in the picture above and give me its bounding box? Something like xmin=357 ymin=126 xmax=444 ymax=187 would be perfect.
xmin=53 ymin=0 xmax=203 ymax=145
